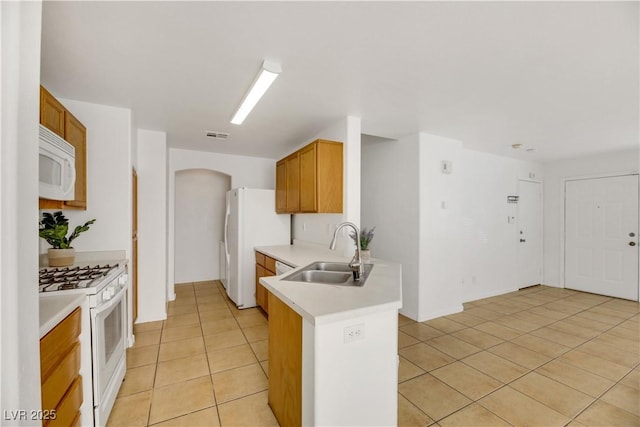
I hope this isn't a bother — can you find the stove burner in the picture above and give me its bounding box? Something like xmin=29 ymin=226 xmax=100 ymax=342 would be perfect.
xmin=39 ymin=263 xmax=120 ymax=292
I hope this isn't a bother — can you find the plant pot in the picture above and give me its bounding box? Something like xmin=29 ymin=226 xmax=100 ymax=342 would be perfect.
xmin=48 ymin=248 xmax=76 ymax=267
xmin=360 ymin=249 xmax=371 ymax=263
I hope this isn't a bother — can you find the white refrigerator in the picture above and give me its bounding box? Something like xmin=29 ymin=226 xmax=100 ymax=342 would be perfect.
xmin=224 ymin=188 xmax=290 ymax=308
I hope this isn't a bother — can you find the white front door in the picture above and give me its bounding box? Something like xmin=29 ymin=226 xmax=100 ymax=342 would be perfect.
xmin=565 ymin=175 xmax=639 ymax=301
xmin=517 ymin=180 xmax=543 ymax=288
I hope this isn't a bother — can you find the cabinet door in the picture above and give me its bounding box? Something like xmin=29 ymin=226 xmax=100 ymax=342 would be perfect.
xmin=63 ymin=111 xmax=87 ymax=209
xmin=268 ymin=293 xmax=302 ymax=427
xmin=275 ymin=160 xmax=287 ymax=213
xmin=299 ymin=143 xmax=317 ymax=212
xmin=255 ymin=264 xmax=267 ymax=311
xmin=285 ymin=153 xmax=300 ymax=213
xmin=315 ymin=141 xmax=343 ymax=213
xmin=40 ymin=86 xmax=65 ymax=138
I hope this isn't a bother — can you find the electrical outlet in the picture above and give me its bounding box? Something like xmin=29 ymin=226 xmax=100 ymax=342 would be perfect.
xmin=344 ymin=324 xmax=365 ymax=343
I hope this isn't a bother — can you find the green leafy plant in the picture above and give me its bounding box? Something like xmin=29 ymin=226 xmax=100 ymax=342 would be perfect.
xmin=350 ymin=226 xmax=376 ymax=250
xmin=39 ymin=211 xmax=96 ymax=249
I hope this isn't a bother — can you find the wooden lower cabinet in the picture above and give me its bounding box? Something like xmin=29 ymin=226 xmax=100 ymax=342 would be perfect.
xmin=255 ymin=251 xmax=276 ymax=314
xmin=40 ymin=308 xmax=83 ymax=427
xmin=268 ymin=292 xmax=302 ymax=427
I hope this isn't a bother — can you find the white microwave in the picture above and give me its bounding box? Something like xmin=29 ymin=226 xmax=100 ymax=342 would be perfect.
xmin=39 ymin=124 xmax=76 ymax=201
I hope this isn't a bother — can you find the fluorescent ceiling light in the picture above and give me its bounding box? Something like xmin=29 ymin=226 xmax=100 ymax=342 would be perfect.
xmin=231 ymin=60 xmax=282 ymax=125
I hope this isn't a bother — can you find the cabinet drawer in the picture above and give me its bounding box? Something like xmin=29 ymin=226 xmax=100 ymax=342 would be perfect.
xmin=46 ymin=376 xmax=82 ymax=427
xmin=42 ymin=342 xmax=80 ymax=413
xmin=40 ymin=308 xmax=81 ymax=381
xmin=265 ymin=256 xmax=276 ymax=274
xmin=255 ymin=252 xmax=266 ymax=267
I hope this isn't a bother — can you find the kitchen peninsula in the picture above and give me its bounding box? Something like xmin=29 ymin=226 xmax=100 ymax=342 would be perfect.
xmin=257 ymin=242 xmax=402 ymax=427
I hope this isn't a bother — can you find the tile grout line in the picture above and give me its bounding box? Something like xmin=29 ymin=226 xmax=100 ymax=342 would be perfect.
xmin=197 ymin=282 xmax=223 ymax=427
xmin=398 ymin=286 xmax=638 ymax=425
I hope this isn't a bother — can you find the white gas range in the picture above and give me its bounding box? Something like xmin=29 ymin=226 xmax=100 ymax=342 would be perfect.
xmin=39 ymin=261 xmax=128 ymax=427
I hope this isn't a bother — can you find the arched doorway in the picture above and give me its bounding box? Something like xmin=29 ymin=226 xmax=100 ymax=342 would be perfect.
xmin=174 ymin=169 xmax=231 ymax=283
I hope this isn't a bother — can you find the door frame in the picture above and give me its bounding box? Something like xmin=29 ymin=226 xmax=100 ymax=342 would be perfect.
xmin=561 ymin=171 xmax=640 ymax=289
xmin=517 ymin=179 xmax=544 ymax=288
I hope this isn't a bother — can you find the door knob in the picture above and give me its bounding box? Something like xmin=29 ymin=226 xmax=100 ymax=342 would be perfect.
xmin=630 ymin=242 xmax=637 ymax=247
xmin=520 ymin=239 xmax=526 ymax=243
xmin=630 ymin=232 xmax=636 ymax=237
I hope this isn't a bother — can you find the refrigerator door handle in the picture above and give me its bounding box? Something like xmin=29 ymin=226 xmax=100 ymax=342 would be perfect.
xmin=223 ymin=195 xmax=231 ymax=265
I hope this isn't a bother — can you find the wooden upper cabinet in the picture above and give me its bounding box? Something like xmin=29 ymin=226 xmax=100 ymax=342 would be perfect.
xmin=314 ymin=140 xmax=343 ymax=213
xmin=299 ymin=143 xmax=317 ymax=212
xmin=275 ymin=160 xmax=287 ymax=213
xmin=39 ymin=85 xmax=88 ymax=210
xmin=285 ymin=152 xmax=300 ymax=213
xmin=62 ymin=111 xmax=87 ymax=209
xmin=275 ymin=139 xmax=343 ymax=214
xmin=40 ymin=86 xmax=66 ymax=138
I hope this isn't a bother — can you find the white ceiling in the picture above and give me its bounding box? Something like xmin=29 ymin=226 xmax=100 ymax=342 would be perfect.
xmin=41 ymin=1 xmax=639 ymax=162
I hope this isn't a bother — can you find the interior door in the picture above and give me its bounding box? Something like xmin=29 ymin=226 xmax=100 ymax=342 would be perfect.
xmin=565 ymin=175 xmax=639 ymax=300
xmin=517 ymin=180 xmax=543 ymax=288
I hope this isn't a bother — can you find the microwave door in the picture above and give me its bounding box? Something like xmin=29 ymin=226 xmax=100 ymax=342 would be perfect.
xmin=39 ymin=146 xmax=76 ymax=201
xmin=39 ymin=151 xmax=63 ymax=187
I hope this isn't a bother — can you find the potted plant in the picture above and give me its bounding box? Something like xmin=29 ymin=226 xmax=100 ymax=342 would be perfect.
xmin=350 ymin=226 xmax=375 ymax=263
xmin=39 ymin=211 xmax=95 ymax=267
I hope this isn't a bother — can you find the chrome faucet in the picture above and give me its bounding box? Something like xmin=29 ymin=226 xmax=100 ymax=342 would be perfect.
xmin=329 ymin=221 xmax=365 ymax=281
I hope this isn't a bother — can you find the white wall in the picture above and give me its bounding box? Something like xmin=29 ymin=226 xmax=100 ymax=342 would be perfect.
xmin=361 ymin=134 xmax=420 ymax=319
xmin=292 ymin=116 xmax=361 ymax=256
xmin=361 ymin=130 xmax=548 ymax=320
xmin=0 ymin=1 xmax=43 ymax=423
xmin=170 ymin=148 xmax=275 ymax=189
xmin=174 ymin=169 xmax=230 ymax=283
xmin=137 ymin=130 xmax=168 ymax=323
xmin=306 ymin=310 xmax=398 ymax=426
xmin=417 ymin=133 xmax=465 ymax=320
xmin=167 ymin=148 xmax=276 ymax=298
xmin=543 ymin=148 xmax=639 ymax=286
xmin=51 ymin=99 xmax=133 ymax=257
xmin=461 ymin=150 xmax=544 ymax=302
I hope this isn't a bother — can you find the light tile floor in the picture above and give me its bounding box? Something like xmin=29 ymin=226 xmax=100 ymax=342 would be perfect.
xmin=107 ymin=282 xmax=639 ymax=426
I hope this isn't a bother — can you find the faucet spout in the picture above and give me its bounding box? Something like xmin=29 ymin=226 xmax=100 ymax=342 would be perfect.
xmin=329 ymin=222 xmax=365 ymax=280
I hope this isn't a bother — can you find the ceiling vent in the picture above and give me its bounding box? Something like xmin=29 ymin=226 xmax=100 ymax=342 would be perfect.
xmin=206 ymin=131 xmax=229 ymax=140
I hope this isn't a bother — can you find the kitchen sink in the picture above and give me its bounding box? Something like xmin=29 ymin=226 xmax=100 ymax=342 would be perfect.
xmin=282 ymin=262 xmax=374 ymax=286
xmin=304 ymin=262 xmax=353 ymax=272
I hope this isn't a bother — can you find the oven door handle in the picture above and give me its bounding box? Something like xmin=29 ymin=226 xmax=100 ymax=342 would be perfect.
xmin=92 ymin=285 xmax=126 ymax=317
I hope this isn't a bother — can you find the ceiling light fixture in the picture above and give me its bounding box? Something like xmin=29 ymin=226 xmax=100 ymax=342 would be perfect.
xmin=230 ymin=60 xmax=282 ymax=125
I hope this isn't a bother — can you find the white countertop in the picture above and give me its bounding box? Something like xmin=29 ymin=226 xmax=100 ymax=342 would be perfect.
xmin=39 ymin=250 xmax=129 ymax=268
xmin=256 ymin=243 xmax=402 ymax=325
xmin=39 ymin=293 xmax=86 ymax=338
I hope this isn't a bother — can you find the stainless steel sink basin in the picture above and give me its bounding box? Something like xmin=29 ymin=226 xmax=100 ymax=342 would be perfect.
xmin=305 ymin=262 xmax=354 ymax=272
xmin=282 ymin=262 xmax=374 ymax=286
xmin=294 ymin=270 xmax=353 ymax=284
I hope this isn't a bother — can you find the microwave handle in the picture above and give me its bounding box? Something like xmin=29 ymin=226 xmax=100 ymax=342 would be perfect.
xmin=63 ymin=157 xmax=76 ymax=196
